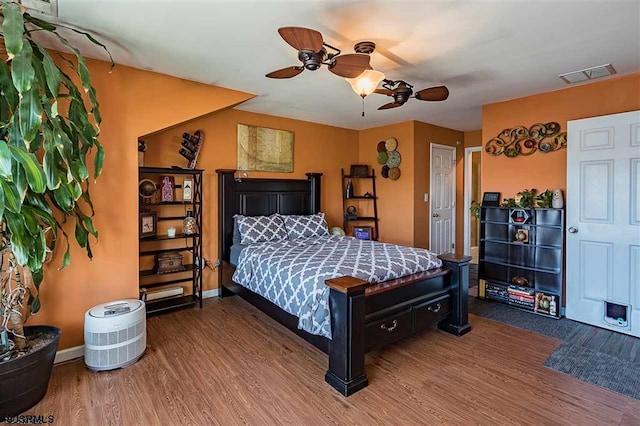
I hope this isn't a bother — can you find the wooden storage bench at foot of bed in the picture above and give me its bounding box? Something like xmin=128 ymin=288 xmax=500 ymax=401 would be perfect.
xmin=324 ymin=254 xmax=472 ymax=396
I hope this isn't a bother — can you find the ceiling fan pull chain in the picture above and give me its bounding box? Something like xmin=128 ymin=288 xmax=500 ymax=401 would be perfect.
xmin=361 ymin=96 xmax=365 ymax=117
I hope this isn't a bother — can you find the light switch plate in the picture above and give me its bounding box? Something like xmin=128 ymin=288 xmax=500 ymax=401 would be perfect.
xmin=424 ymin=193 xmax=429 ymax=202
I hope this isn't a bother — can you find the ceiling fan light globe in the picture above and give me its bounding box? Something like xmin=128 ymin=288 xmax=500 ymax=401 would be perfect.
xmin=346 ymin=69 xmax=385 ymax=97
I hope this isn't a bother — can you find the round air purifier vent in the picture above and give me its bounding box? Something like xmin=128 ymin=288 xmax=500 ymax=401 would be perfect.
xmin=84 ymin=299 xmax=146 ymax=371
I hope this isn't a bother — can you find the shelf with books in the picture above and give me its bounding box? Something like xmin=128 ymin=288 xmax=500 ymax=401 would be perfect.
xmin=478 ymin=206 xmax=564 ymax=318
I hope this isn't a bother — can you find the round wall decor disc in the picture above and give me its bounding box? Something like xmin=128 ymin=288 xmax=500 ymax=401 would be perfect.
xmin=389 ymin=167 xmax=401 ymax=180
xmin=386 ymin=150 xmax=401 ymax=168
xmin=377 ymin=151 xmax=388 ymax=165
xmin=377 ymin=141 xmax=387 ymax=152
xmin=385 ymin=137 xmax=398 ymax=151
xmin=381 ymin=165 xmax=390 ymax=178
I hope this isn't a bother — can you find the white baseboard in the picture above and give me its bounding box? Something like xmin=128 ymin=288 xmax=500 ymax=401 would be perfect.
xmin=202 ymin=289 xmax=220 ymax=299
xmin=54 ymin=290 xmax=219 ymax=364
xmin=55 ymin=345 xmax=84 ymax=364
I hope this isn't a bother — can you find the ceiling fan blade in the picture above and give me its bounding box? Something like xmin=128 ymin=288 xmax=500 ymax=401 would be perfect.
xmin=414 ymin=85 xmax=449 ymax=101
xmin=265 ymin=66 xmax=305 ymax=79
xmin=374 ymin=88 xmax=395 ymax=97
xmin=278 ymin=27 xmax=323 ymax=52
xmin=329 ymin=54 xmax=370 ymax=78
xmin=378 ymin=102 xmax=403 ymax=110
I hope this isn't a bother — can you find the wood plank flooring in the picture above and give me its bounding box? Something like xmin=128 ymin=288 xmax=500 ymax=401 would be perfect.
xmin=26 ymin=297 xmax=640 ymax=425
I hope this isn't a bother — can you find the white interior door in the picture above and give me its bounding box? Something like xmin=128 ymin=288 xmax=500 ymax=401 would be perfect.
xmin=566 ymin=110 xmax=640 ymax=337
xmin=430 ymin=144 xmax=456 ymax=254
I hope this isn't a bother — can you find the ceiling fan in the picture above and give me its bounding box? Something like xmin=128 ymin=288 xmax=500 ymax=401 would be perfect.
xmin=374 ymin=79 xmax=449 ymax=110
xmin=265 ymin=27 xmax=371 ymax=79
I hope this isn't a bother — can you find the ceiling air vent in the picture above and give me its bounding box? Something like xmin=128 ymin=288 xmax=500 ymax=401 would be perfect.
xmin=559 ymin=64 xmax=616 ymax=84
xmin=20 ymin=0 xmax=58 ymax=17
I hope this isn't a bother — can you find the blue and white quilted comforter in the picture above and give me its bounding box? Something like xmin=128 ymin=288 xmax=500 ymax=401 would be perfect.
xmin=232 ymin=235 xmax=442 ymax=339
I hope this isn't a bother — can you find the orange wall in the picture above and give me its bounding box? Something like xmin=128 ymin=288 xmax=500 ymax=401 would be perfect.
xmin=482 ymin=74 xmax=640 ymax=199
xmin=358 ymin=122 xmax=415 ymax=246
xmin=464 ymin=130 xmax=482 ymax=147
xmin=414 ymin=122 xmax=465 ymax=251
xmin=143 ymin=110 xmax=359 ymax=291
xmin=31 ymin=58 xmax=254 ymax=349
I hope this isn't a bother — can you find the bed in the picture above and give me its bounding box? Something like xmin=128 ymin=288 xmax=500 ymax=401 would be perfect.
xmin=217 ymin=170 xmax=471 ymax=396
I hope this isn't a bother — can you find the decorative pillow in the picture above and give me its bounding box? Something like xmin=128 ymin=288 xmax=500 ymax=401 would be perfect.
xmin=236 ymin=214 xmax=287 ymax=245
xmin=282 ymin=213 xmax=329 ymax=240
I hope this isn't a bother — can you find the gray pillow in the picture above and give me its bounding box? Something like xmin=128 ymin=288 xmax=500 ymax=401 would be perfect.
xmin=236 ymin=214 xmax=287 ymax=245
xmin=282 ymin=213 xmax=329 ymax=240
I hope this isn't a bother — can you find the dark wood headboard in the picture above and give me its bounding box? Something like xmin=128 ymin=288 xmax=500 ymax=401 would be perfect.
xmin=216 ymin=169 xmax=323 ymax=263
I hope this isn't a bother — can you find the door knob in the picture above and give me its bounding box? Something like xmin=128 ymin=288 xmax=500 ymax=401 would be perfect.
xmin=432 ymin=213 xmax=439 ymax=218
xmin=568 ymin=226 xmax=578 ymax=234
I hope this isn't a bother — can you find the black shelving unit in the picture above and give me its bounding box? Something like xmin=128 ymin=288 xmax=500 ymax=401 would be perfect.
xmin=478 ymin=206 xmax=564 ymax=318
xmin=139 ymin=167 xmax=203 ymax=315
xmin=341 ymin=168 xmax=379 ymax=240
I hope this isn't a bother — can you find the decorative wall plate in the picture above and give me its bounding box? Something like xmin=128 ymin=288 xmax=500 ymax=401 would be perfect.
xmin=381 ymin=165 xmax=390 ymax=178
xmin=377 ymin=151 xmax=388 ymax=165
xmin=389 ymin=167 xmax=401 ymax=180
xmin=386 ymin=150 xmax=401 ymax=168
xmin=377 ymin=141 xmax=387 ymax=152
xmin=385 ymin=137 xmax=398 ymax=151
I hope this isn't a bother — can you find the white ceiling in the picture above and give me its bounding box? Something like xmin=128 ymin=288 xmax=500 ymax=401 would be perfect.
xmin=38 ymin=0 xmax=640 ymax=131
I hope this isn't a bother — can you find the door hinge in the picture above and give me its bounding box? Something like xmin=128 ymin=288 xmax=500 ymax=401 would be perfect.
xmin=452 ymin=243 xmax=455 ymax=249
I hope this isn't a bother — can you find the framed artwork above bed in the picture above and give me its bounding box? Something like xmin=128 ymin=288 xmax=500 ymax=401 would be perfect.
xmin=237 ymin=124 xmax=294 ymax=173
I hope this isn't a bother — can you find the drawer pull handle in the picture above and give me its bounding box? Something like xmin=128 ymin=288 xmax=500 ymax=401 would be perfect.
xmin=380 ymin=320 xmax=398 ymax=332
xmin=428 ymin=303 xmax=441 ymax=313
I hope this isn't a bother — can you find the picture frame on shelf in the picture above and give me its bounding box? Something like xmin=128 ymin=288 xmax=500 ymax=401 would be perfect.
xmin=481 ymin=192 xmax=501 ymax=206
xmin=139 ymin=211 xmax=157 ymax=239
xmin=353 ymin=226 xmax=373 ymax=240
xmin=182 ymin=178 xmax=193 ymax=201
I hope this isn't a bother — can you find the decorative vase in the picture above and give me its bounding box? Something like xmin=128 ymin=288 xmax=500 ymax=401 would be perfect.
xmin=345 ymin=180 xmax=354 ymax=199
xmin=183 ymin=211 xmax=197 ymax=235
xmin=552 ymin=189 xmax=564 ymax=209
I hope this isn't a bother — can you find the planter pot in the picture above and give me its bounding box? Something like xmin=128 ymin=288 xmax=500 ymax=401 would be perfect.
xmin=0 ymin=326 xmax=61 ymax=418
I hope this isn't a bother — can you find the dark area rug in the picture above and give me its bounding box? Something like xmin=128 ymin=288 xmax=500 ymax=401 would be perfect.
xmin=468 ymin=296 xmax=640 ymax=400
xmin=544 ymin=344 xmax=640 ymax=400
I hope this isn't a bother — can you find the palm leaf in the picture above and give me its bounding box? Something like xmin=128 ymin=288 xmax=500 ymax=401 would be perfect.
xmin=11 ymin=39 xmax=35 ymax=94
xmin=1 ymin=2 xmax=24 ymax=59
xmin=9 ymin=145 xmax=46 ymax=193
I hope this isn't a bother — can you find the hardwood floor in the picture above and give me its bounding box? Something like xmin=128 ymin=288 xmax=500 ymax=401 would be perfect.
xmin=27 ymin=297 xmax=640 ymax=425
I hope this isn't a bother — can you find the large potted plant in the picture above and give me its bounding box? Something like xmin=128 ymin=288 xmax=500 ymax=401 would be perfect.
xmin=0 ymin=2 xmax=111 ymax=417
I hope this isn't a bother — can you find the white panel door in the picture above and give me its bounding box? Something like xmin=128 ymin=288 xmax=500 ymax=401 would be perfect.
xmin=566 ymin=110 xmax=640 ymax=337
xmin=430 ymin=144 xmax=456 ymax=254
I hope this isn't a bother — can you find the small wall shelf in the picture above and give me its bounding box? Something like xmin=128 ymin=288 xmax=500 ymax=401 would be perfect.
xmin=341 ymin=168 xmax=379 ymax=240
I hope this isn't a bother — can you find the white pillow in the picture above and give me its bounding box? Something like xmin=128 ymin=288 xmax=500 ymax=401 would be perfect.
xmin=236 ymin=214 xmax=287 ymax=245
xmin=282 ymin=213 xmax=329 ymax=240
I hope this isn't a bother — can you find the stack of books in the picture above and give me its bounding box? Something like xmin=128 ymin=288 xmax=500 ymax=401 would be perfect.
xmin=508 ymin=285 xmax=535 ymax=310
xmin=484 ymin=282 xmax=509 ymax=303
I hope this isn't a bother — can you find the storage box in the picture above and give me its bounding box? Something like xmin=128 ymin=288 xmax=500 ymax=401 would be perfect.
xmin=155 ymin=252 xmax=185 ymax=274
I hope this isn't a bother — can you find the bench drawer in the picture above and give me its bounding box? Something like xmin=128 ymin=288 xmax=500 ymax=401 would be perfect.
xmin=365 ymin=308 xmax=412 ymax=351
xmin=413 ymin=294 xmax=450 ymax=330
